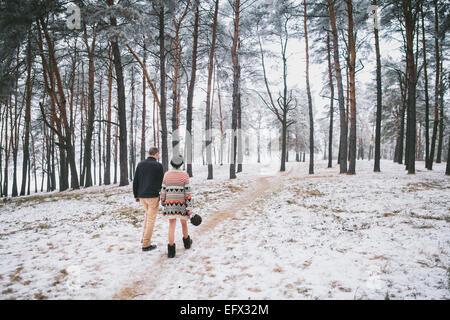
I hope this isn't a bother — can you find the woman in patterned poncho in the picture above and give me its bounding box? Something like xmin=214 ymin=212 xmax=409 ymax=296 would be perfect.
xmin=160 ymin=154 xmax=193 ymax=258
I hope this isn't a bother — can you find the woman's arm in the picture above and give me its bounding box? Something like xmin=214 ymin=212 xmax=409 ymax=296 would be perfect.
xmin=160 ymin=179 xmax=167 ymax=205
xmin=184 ymin=178 xmax=193 ymax=216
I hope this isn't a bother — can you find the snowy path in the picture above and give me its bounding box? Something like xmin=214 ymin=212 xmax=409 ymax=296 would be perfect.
xmin=113 ymin=164 xmax=306 ymax=299
xmin=1 ymin=160 xmax=449 ymax=299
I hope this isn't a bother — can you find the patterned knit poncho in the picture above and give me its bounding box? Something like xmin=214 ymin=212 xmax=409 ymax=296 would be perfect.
xmin=160 ymin=169 xmax=193 ymax=220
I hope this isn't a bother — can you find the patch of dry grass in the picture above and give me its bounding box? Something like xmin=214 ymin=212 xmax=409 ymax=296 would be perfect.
xmin=225 ymin=184 xmax=244 ymax=193
xmin=1 ymin=185 xmax=127 ymax=209
xmin=292 ymin=187 xmax=325 ymax=198
xmin=52 ymin=269 xmax=69 ymax=286
xmin=115 ymin=207 xmax=142 ymax=227
xmin=409 ymin=212 xmax=449 ymax=222
xmin=404 ymin=181 xmax=449 ymax=193
xmin=9 ymin=266 xmax=24 ymax=283
xmin=369 ymin=255 xmax=390 ymax=261
xmin=34 ymin=292 xmax=48 ymax=300
xmin=2 ymin=288 xmax=14 ymax=295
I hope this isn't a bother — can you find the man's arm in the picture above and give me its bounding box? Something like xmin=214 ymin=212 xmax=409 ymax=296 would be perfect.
xmin=133 ymin=165 xmax=140 ymax=198
xmin=158 ymin=163 xmax=164 ymax=190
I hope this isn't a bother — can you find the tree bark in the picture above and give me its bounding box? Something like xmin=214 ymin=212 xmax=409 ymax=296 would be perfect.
xmin=159 ymin=4 xmax=169 ymax=172
xmin=373 ymin=0 xmax=382 ymax=172
xmin=230 ymin=0 xmax=240 ymax=179
xmin=20 ymin=33 xmax=33 ymax=195
xmin=130 ymin=65 xmax=135 ymax=180
xmin=436 ymin=60 xmax=444 ymax=163
xmin=402 ymin=0 xmax=418 ymax=174
xmin=171 ymin=1 xmax=190 ymax=157
xmin=326 ymin=31 xmax=334 ymax=169
xmin=107 ymin=1 xmax=128 ymax=186
xmin=216 ymin=61 xmax=225 ymax=166
xmin=141 ymin=40 xmax=147 ymax=161
xmin=111 ymin=39 xmax=128 ymax=186
xmin=445 ymin=136 xmax=450 ymax=175
xmin=328 ymin=0 xmax=347 ymax=173
xmin=421 ymin=4 xmax=430 ymax=169
xmin=205 ymin=0 xmax=219 ymax=180
xmin=428 ymin=0 xmax=439 ymax=170
xmin=304 ymin=0 xmax=314 ymax=175
xmin=104 ymin=47 xmax=113 ymax=185
xmin=185 ymin=0 xmax=200 ymax=177
xmin=36 ymin=18 xmax=79 ymax=190
xmin=347 ymin=0 xmax=357 ymax=175
xmin=82 ymin=25 xmax=97 ymax=187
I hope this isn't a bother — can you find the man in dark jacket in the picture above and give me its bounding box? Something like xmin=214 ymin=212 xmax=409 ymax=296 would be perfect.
xmin=133 ymin=147 xmax=164 ymax=251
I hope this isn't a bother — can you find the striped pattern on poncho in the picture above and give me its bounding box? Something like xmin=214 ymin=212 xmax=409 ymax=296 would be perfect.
xmin=160 ymin=169 xmax=193 ymax=219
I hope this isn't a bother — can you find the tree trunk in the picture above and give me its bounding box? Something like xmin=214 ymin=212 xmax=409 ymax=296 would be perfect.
xmin=436 ymin=61 xmax=444 ymax=163
xmin=79 ymin=63 xmax=85 ymax=185
xmin=421 ymin=4 xmax=430 ymax=169
xmin=141 ymin=40 xmax=147 ymax=161
xmin=106 ymin=0 xmax=128 ymax=186
xmin=171 ymin=2 xmax=190 ymax=158
xmin=185 ymin=1 xmax=199 ymax=177
xmin=230 ymin=0 xmax=240 ymax=179
xmin=373 ymin=0 xmax=382 ymax=172
xmin=397 ymin=70 xmax=407 ymax=164
xmin=445 ymin=136 xmax=450 ymax=175
xmin=205 ymin=0 xmax=219 ymax=180
xmin=237 ymin=88 xmax=243 ymax=173
xmin=402 ymin=0 xmax=417 ymax=174
xmin=1 ymin=100 xmax=9 ymax=196
xmin=0 ymin=107 xmax=3 ymax=197
xmin=304 ymin=0 xmax=314 ymax=175
xmin=20 ymin=33 xmax=33 ymax=195
xmin=130 ymin=65 xmax=135 ymax=180
xmin=217 ymin=64 xmax=225 ymax=166
xmin=98 ymin=75 xmax=102 ymax=185
xmin=104 ymin=48 xmax=113 ymax=185
xmin=113 ymin=110 xmax=118 ymax=184
xmin=326 ymin=32 xmax=334 ymax=169
xmin=82 ymin=26 xmax=97 ymax=187
xmin=347 ymin=0 xmax=357 ymax=175
xmin=110 ymin=40 xmax=128 ymax=185
xmin=328 ymin=0 xmax=347 ymax=173
xmin=31 ymin=131 xmax=37 ymax=193
xmin=428 ymin=0 xmax=439 ymax=170
xmin=159 ymin=4 xmax=169 ymax=172
xmin=37 ymin=18 xmax=79 ymax=190
xmin=280 ymin=121 xmax=287 ymax=172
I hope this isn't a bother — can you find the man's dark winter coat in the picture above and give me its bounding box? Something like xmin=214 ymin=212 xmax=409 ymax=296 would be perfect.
xmin=133 ymin=157 xmax=164 ymax=198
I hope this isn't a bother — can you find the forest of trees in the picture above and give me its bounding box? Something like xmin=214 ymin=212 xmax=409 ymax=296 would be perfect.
xmin=0 ymin=0 xmax=449 ymax=197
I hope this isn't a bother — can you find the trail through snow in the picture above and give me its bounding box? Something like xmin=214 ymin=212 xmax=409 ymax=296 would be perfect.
xmin=1 ymin=160 xmax=449 ymax=300
xmin=113 ymin=164 xmax=307 ymax=299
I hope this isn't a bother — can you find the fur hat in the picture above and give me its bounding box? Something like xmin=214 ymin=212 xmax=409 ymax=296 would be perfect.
xmin=170 ymin=154 xmax=184 ymax=166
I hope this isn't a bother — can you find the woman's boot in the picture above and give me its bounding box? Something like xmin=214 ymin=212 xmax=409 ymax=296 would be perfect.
xmin=183 ymin=235 xmax=192 ymax=249
xmin=168 ymin=243 xmax=176 ymax=258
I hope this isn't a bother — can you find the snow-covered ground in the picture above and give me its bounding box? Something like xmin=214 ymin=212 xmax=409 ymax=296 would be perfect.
xmin=0 ymin=160 xmax=449 ymax=300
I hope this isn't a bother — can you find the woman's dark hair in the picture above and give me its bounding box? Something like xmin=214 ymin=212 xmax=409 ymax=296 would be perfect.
xmin=170 ymin=160 xmax=183 ymax=169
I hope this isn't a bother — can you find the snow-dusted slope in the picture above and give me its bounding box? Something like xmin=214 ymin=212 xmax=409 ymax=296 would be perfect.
xmin=1 ymin=160 xmax=449 ymax=299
